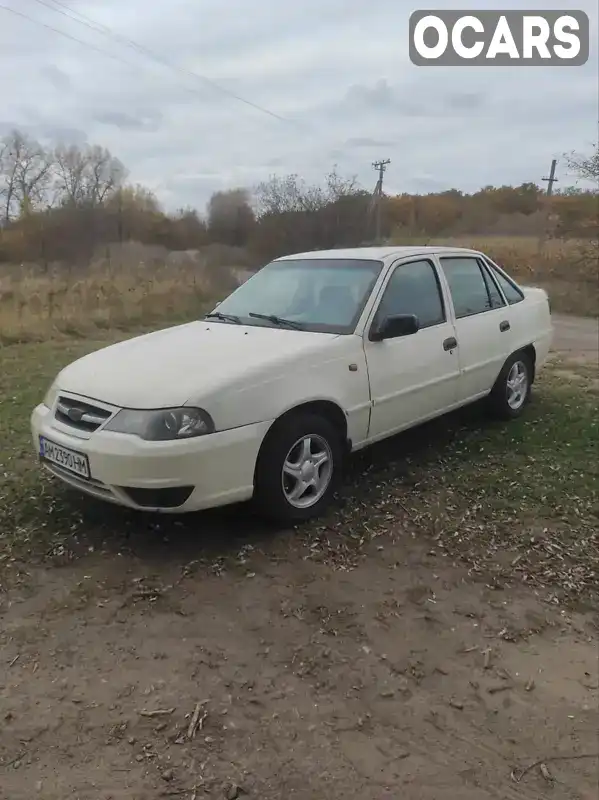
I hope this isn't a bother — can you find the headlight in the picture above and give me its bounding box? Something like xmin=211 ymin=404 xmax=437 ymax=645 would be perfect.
xmin=104 ymin=407 xmax=215 ymax=441
xmin=43 ymin=381 xmax=59 ymax=409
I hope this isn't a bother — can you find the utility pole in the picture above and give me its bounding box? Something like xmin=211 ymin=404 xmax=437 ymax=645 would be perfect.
xmin=542 ymin=159 xmax=558 ymax=196
xmin=372 ymin=159 xmax=390 ymax=243
xmin=538 ymin=158 xmax=558 ymax=254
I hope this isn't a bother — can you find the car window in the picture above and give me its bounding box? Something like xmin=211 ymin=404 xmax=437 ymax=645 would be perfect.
xmin=479 ymin=262 xmax=505 ymax=309
xmin=375 ymin=259 xmax=445 ymax=330
xmin=212 ymin=258 xmax=383 ymax=334
xmin=486 ymin=262 xmax=525 ymax=304
xmin=440 ymin=257 xmax=505 ymax=318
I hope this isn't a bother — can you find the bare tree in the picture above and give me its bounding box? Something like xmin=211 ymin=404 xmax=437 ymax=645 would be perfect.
xmin=87 ymin=145 xmax=127 ymax=205
xmin=565 ymin=143 xmax=599 ymax=187
xmin=52 ymin=143 xmax=127 ymax=207
xmin=0 ymin=132 xmax=23 ymax=221
xmin=249 ymin=167 xmax=369 ymax=259
xmin=0 ymin=139 xmax=11 ymax=223
xmin=254 ymin=167 xmax=362 ymax=218
xmin=254 ymin=174 xmax=303 ymax=216
xmin=561 ymin=144 xmax=598 ymax=263
xmin=253 ymin=174 xmax=327 ymax=216
xmin=52 ymin=144 xmax=91 ymax=206
xmin=0 ymin=130 xmax=54 ymax=220
xmin=323 ymin=166 xmax=360 ymax=202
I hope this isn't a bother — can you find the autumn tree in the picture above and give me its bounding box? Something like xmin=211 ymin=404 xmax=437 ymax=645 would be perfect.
xmin=1 ymin=125 xmax=597 ymax=270
xmin=207 ymin=188 xmax=254 ymax=246
xmin=388 ymin=191 xmax=463 ymax=238
xmin=559 ymin=144 xmax=599 ymax=248
xmin=250 ymin=167 xmax=369 ymax=259
xmin=254 ymin=173 xmax=318 ymax=216
xmin=165 ymin=208 xmax=208 ymax=250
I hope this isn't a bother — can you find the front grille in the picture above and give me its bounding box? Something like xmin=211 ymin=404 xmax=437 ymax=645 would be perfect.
xmin=55 ymin=395 xmax=112 ymax=432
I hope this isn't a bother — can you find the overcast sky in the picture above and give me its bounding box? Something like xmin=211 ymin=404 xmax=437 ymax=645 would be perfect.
xmin=1 ymin=0 xmax=597 ymax=211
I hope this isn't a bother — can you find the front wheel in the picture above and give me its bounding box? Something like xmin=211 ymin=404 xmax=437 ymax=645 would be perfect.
xmin=488 ymin=351 xmax=533 ymax=420
xmin=253 ymin=412 xmax=343 ymax=524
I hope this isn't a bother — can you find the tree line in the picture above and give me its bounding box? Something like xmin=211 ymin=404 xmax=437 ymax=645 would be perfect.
xmin=0 ymin=128 xmax=596 ymax=268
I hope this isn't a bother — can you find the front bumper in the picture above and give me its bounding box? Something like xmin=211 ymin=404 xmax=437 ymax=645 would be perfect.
xmin=31 ymin=403 xmax=272 ymax=512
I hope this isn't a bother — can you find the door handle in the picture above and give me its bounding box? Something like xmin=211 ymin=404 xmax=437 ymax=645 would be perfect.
xmin=499 ymin=320 xmax=510 ymax=332
xmin=443 ymin=337 xmax=457 ymax=351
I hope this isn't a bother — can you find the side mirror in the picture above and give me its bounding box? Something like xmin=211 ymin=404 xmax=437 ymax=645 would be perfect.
xmin=371 ymin=313 xmax=419 ymax=342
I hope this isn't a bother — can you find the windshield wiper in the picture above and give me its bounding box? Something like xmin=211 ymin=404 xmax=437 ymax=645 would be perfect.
xmin=203 ymin=311 xmax=242 ymax=324
xmin=248 ymin=312 xmax=304 ymax=330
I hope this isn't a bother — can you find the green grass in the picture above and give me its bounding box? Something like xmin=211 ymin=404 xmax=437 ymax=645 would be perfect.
xmin=340 ymin=366 xmax=598 ymax=605
xmin=0 ymin=334 xmax=135 ymax=567
xmin=434 ymin=374 xmax=597 ymax=519
xmin=1 ymin=336 xmax=597 ymax=605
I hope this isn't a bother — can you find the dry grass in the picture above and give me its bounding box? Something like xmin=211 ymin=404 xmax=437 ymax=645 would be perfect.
xmin=406 ymin=235 xmax=598 ymax=317
xmin=0 ymin=260 xmax=240 ymax=344
xmin=0 ymin=236 xmax=596 ymax=343
xmin=426 ymin=234 xmax=589 ymax=275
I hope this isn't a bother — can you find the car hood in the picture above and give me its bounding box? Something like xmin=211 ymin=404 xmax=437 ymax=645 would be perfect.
xmin=56 ymin=321 xmax=338 ymax=408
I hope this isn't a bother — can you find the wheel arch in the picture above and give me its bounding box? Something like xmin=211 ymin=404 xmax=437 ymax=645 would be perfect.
xmin=253 ymin=399 xmax=349 ymax=485
xmin=493 ymin=343 xmax=537 ymax=389
xmin=520 ymin=343 xmax=537 ymax=383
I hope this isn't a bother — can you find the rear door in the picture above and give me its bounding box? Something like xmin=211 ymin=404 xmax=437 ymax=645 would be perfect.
xmin=481 ymin=256 xmax=536 ymax=351
xmin=437 ymin=254 xmax=513 ymax=402
xmin=364 ymin=257 xmax=461 ymax=441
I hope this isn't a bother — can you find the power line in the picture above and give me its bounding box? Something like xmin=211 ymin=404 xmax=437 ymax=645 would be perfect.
xmin=36 ymin=0 xmax=163 ymax=54
xmin=0 ymin=4 xmax=156 ymax=72
xmin=6 ymin=0 xmax=297 ymax=125
xmin=33 ymin=0 xmax=294 ymax=125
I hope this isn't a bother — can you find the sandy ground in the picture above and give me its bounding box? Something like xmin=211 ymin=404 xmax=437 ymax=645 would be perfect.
xmin=1 ymin=315 xmax=598 ymax=800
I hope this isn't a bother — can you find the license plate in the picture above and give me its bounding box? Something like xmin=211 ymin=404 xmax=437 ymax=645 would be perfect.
xmin=39 ymin=436 xmax=90 ymax=479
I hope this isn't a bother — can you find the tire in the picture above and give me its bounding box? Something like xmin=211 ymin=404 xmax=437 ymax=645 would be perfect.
xmin=487 ymin=350 xmax=533 ymax=420
xmin=253 ymin=412 xmax=344 ymax=524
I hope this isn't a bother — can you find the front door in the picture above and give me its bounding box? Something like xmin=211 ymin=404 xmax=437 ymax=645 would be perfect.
xmin=364 ymin=258 xmax=461 ymax=442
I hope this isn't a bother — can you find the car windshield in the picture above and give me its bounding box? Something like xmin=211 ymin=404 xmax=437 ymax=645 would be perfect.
xmin=207 ymin=258 xmax=383 ymax=334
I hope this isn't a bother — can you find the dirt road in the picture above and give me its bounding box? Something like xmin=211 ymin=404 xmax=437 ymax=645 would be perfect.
xmin=0 ymin=315 xmax=597 ymax=800
xmin=551 ymin=314 xmax=598 ymax=363
xmin=2 ymin=529 xmax=597 ymax=800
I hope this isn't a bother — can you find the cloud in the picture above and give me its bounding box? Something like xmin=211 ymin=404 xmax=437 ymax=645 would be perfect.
xmin=345 ymin=138 xmax=396 ymax=149
xmin=42 ymin=65 xmax=72 ymax=91
xmin=0 ymin=0 xmax=596 ymax=209
xmin=345 ymin=79 xmax=397 ymax=110
xmin=447 ymin=92 xmax=485 ymax=110
xmin=93 ymin=110 xmax=163 ymax=131
xmin=37 ymin=126 xmax=89 ymax=146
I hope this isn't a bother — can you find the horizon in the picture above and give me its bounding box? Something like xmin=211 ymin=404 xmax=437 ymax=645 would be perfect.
xmin=1 ymin=0 xmax=597 ymax=212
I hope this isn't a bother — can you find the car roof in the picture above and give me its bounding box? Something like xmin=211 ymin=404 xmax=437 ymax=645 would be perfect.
xmin=274 ymin=245 xmax=483 ymax=262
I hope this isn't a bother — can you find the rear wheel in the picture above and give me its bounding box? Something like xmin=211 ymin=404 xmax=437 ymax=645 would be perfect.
xmin=488 ymin=351 xmax=533 ymax=420
xmin=253 ymin=412 xmax=343 ymax=524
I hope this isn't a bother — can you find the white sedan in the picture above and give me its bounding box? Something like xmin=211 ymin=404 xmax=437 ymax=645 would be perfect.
xmin=31 ymin=246 xmax=553 ymax=523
